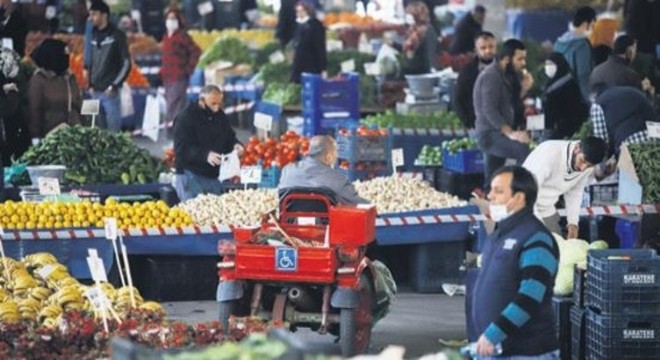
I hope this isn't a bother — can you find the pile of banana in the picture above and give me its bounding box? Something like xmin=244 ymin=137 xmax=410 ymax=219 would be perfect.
xmin=0 ymin=252 xmax=164 ymax=326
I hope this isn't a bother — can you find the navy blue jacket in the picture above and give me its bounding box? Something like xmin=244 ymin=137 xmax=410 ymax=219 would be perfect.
xmin=472 ymin=207 xmax=559 ymax=356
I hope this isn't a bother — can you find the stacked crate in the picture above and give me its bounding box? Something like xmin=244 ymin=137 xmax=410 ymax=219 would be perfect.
xmin=301 ymin=73 xmax=360 ymax=136
xmin=336 ymin=126 xmax=389 ymax=181
xmin=582 ymin=250 xmax=660 ymax=360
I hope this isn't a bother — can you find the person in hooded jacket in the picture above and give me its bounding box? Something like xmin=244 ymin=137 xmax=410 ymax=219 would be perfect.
xmin=542 ymin=52 xmax=589 ymax=140
xmin=290 ymin=1 xmax=326 ymax=84
xmin=0 ymin=46 xmax=30 ymax=165
xmin=28 ymin=39 xmax=83 ymax=143
xmin=553 ymin=6 xmax=596 ymax=101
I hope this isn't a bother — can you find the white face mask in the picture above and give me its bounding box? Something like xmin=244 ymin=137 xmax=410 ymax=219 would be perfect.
xmin=405 ymin=14 xmax=415 ymax=26
xmin=545 ymin=64 xmax=557 ymax=78
xmin=489 ymin=203 xmax=511 ymax=222
xmin=296 ymin=16 xmax=309 ymax=24
xmin=166 ymin=19 xmax=179 ymax=32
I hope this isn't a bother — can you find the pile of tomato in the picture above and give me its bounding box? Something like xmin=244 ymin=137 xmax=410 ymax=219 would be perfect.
xmin=241 ymin=131 xmax=310 ymax=168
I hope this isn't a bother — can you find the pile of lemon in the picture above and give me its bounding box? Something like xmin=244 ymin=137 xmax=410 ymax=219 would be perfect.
xmin=0 ymin=199 xmax=193 ymax=230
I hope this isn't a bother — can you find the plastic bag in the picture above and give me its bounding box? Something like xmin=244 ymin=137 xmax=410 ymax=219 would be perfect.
xmin=372 ymin=260 xmax=397 ymax=325
xmin=141 ymin=94 xmax=160 ymax=142
xmin=120 ymin=83 xmax=135 ymax=118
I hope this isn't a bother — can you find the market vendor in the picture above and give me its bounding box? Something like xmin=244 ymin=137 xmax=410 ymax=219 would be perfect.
xmin=523 ymin=137 xmax=607 ymax=238
xmin=173 ymin=85 xmax=244 ymax=201
xmin=278 ymin=135 xmax=368 ymax=205
xmin=472 ymin=165 xmax=559 ymax=359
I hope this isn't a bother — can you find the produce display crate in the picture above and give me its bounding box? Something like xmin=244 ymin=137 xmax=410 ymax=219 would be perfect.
xmin=301 ymin=72 xmax=360 ymax=136
xmin=388 ymin=128 xmax=464 ymax=171
xmin=586 ymin=310 xmax=660 ymax=360
xmin=336 ymin=128 xmax=389 ymax=162
xmin=585 ymin=249 xmax=660 ymax=315
xmin=582 ymin=183 xmax=618 ymax=207
xmin=616 ymin=218 xmax=640 ymax=249
xmin=442 ymin=149 xmax=484 ymax=174
xmin=573 ymin=266 xmax=587 ymax=308
xmin=259 ymin=167 xmax=281 ymax=188
xmin=337 ymin=165 xmax=389 ymax=182
xmin=552 ymin=296 xmax=573 ymax=360
xmin=571 ymin=306 xmax=586 ymax=360
xmin=409 ymin=240 xmax=465 ymax=293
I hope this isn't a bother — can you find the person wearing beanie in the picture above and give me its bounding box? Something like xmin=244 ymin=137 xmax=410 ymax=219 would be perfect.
xmin=28 ymin=39 xmax=82 ymax=142
xmin=85 ymin=0 xmax=131 ymax=132
xmin=278 ymin=135 xmax=368 ymax=205
xmin=523 ymin=136 xmax=607 ymax=238
xmin=589 ymin=34 xmax=646 ymax=93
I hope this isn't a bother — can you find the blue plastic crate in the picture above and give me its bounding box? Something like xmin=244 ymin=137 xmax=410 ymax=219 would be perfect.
xmin=388 ymin=128 xmax=462 ymax=171
xmin=302 ymin=114 xmax=358 ymax=136
xmin=260 ymin=167 xmax=281 ymax=188
xmin=302 ymin=72 xmax=359 ymax=119
xmin=586 ymin=310 xmax=660 ymax=360
xmin=616 ymin=219 xmax=640 ymax=249
xmin=571 ymin=306 xmax=586 ymax=360
xmin=553 ymin=296 xmax=574 ymax=359
xmin=585 ymin=249 xmax=660 ymax=315
xmin=336 ymin=128 xmax=389 ymax=162
xmin=442 ymin=149 xmax=484 ymax=174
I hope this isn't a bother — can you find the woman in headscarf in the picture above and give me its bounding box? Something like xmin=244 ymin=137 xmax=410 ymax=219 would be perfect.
xmin=160 ymin=7 xmax=201 ymax=134
xmin=290 ymin=1 xmax=326 ymax=83
xmin=402 ymin=1 xmax=438 ymax=75
xmin=542 ymin=52 xmax=589 ymax=140
xmin=28 ymin=39 xmax=82 ymax=143
xmin=0 ymin=46 xmax=30 ymax=164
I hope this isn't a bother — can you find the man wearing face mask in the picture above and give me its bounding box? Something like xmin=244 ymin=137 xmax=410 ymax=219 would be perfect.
xmin=589 ymin=35 xmax=655 ymax=97
xmin=554 ymin=6 xmax=596 ymax=101
xmin=173 ymin=85 xmax=244 ymax=201
xmin=278 ymin=136 xmax=368 ymax=205
xmin=0 ymin=0 xmax=28 ymax=57
xmin=473 ymin=39 xmax=532 ymax=186
xmin=472 ymin=165 xmax=559 ymax=359
xmin=523 ymin=137 xmax=607 ymax=238
xmin=86 ymin=1 xmax=131 ymax=132
xmin=290 ymin=1 xmax=327 ymax=83
xmin=453 ymin=31 xmax=496 ymax=130
xmin=161 ymin=8 xmax=201 ymax=137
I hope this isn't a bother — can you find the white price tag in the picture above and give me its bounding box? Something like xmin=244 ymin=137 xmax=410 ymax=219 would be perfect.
xmin=84 ymin=287 xmax=109 ymax=310
xmin=364 ymin=62 xmax=381 ymax=76
xmin=45 ymin=5 xmax=56 ymax=19
xmin=526 ymin=114 xmax=545 ymax=131
xmin=37 ymin=264 xmax=55 ymax=279
xmin=130 ymin=9 xmax=141 ymax=20
xmin=198 ymin=1 xmax=213 ymax=16
xmin=253 ymin=112 xmax=273 ymax=132
xmin=297 ymin=217 xmax=316 ymax=225
xmin=647 ymin=122 xmax=660 ymax=139
xmin=241 ymin=166 xmax=263 ymax=184
xmin=391 ymin=148 xmax=404 ymax=169
xmin=86 ymin=257 xmax=108 ymax=282
xmin=269 ymin=50 xmax=285 ymax=64
xmin=81 ymin=100 xmax=100 ymax=116
xmin=104 ymin=218 xmax=118 ymax=241
xmin=341 ymin=59 xmax=356 ymax=73
xmin=38 ymin=177 xmax=60 ymax=195
xmin=88 ymin=248 xmax=99 ymax=258
xmin=359 ymin=42 xmax=372 ymax=54
xmin=326 ymin=40 xmax=343 ymax=52
xmin=2 ymin=38 xmax=14 ymax=50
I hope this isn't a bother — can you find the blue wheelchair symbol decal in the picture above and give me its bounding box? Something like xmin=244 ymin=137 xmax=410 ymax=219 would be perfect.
xmin=275 ymin=247 xmax=298 ymax=272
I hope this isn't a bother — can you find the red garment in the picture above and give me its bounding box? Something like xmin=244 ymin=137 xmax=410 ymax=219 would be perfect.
xmin=160 ymin=30 xmax=201 ymax=84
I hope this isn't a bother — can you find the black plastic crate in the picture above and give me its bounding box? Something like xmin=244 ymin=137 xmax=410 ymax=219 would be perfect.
xmin=436 ymin=169 xmax=484 ymax=200
xmin=573 ymin=266 xmax=587 ymax=308
xmin=586 ymin=310 xmax=660 ymax=360
xmin=585 ymin=249 xmax=660 ymax=315
xmin=552 ymin=296 xmax=573 ymax=360
xmin=409 ymin=241 xmax=465 ymax=293
xmin=571 ymin=306 xmax=586 ymax=360
xmin=131 ymin=256 xmax=218 ymax=302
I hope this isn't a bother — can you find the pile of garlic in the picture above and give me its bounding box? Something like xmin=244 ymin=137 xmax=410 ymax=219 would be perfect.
xmin=177 ymin=189 xmax=278 ymax=226
xmin=353 ymin=177 xmax=466 ymax=213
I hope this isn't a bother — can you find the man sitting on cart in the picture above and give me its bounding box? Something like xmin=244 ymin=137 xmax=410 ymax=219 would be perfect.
xmin=278 ymin=135 xmax=368 ymax=205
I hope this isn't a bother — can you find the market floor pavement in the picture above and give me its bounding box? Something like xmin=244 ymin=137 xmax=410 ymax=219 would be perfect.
xmin=162 ymin=291 xmax=467 ymax=358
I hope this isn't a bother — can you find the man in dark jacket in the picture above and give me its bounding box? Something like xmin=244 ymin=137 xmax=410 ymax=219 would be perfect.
xmin=590 ymin=35 xmax=643 ymax=92
xmin=453 ymin=31 xmax=496 ymax=129
xmin=473 ymin=39 xmax=531 ymax=185
xmin=174 ymin=85 xmax=244 ymax=201
xmin=554 ymin=6 xmax=596 ymax=101
xmin=0 ymin=0 xmax=28 ymax=57
xmin=473 ymin=165 xmax=559 ymax=358
xmin=450 ymin=5 xmax=485 ymax=55
xmin=86 ymin=1 xmax=131 ymax=132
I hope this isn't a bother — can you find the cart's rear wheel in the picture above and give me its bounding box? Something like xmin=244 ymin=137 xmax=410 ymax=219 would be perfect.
xmin=340 ymin=274 xmax=374 ymax=357
xmin=218 ymin=300 xmax=236 ymax=334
